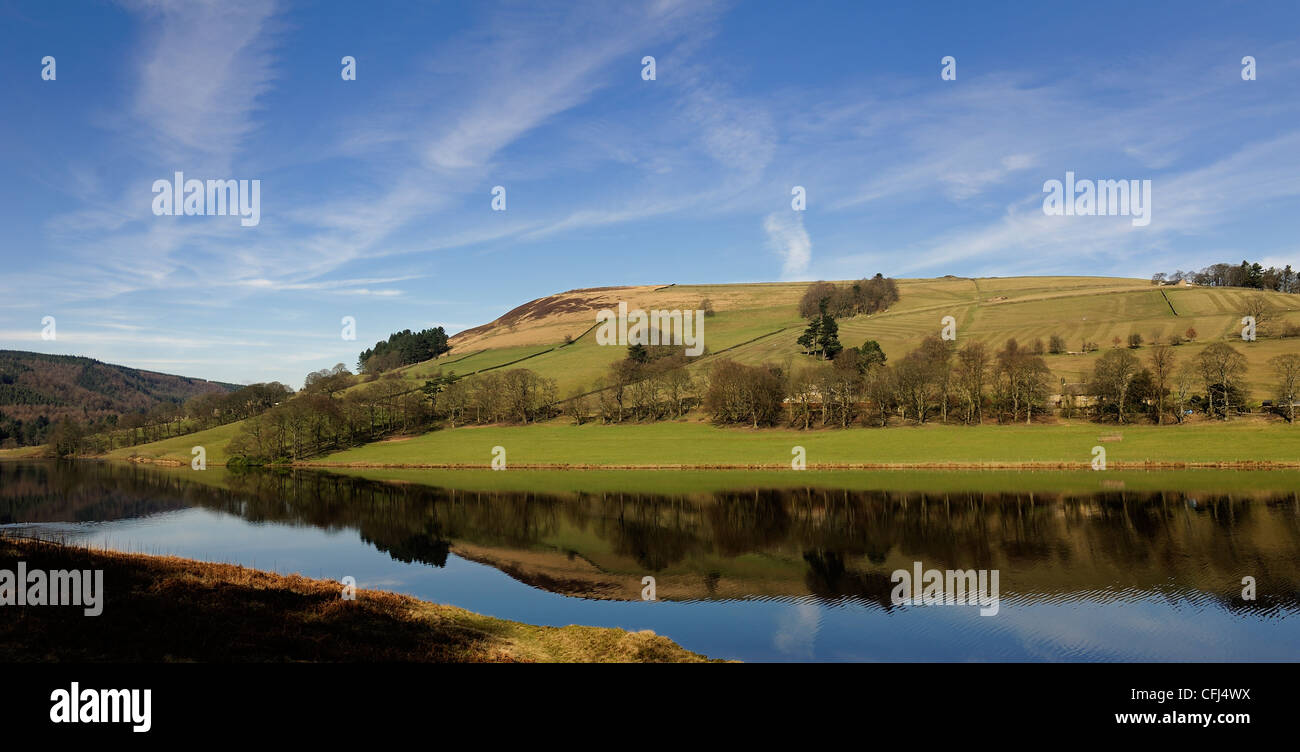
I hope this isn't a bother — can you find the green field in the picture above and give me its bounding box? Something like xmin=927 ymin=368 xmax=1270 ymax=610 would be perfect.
xmin=307 ymin=419 xmax=1300 ymax=468
xmin=0 ymin=445 xmax=44 ymax=460
xmin=102 ymin=421 xmax=246 ymax=465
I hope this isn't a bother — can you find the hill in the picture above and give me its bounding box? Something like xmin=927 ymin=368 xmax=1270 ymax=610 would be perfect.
xmin=0 ymin=350 xmax=239 ymax=446
xmin=98 ymin=275 xmax=1300 ymax=468
xmin=394 ymin=276 xmax=1300 ymax=397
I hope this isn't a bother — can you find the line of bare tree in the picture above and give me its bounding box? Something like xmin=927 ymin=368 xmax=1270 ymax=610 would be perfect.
xmin=227 ymin=335 xmax=1300 ymax=464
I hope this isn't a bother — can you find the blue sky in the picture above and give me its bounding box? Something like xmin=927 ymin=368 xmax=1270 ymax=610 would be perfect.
xmin=2 ymin=0 xmax=1298 ymax=386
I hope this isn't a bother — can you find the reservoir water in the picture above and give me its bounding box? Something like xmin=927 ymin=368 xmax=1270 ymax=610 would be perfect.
xmin=3 ymin=461 xmax=1298 ymax=662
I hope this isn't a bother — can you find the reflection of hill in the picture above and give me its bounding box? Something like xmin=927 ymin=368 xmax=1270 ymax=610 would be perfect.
xmin=449 ymin=541 xmax=627 ymax=598
xmin=6 ymin=462 xmax=1300 ymax=612
xmin=0 ymin=461 xmax=191 ymax=523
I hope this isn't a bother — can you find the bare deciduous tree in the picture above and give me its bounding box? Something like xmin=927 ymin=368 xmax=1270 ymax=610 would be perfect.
xmin=1148 ymin=345 xmax=1176 ymax=425
xmin=1270 ymin=353 xmax=1300 ymax=423
xmin=1196 ymin=342 xmax=1248 ymax=419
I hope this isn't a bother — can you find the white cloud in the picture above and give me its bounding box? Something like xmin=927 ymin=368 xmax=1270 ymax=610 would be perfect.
xmin=763 ymin=212 xmax=812 ymax=279
xmin=772 ymin=601 xmax=821 ymax=658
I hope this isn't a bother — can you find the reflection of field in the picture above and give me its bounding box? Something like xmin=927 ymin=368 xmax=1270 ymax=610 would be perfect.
xmin=441 ymin=490 xmax=1300 ymax=610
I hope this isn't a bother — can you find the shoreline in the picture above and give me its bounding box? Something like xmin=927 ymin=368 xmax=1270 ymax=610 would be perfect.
xmin=94 ymin=456 xmax=1300 ymax=470
xmin=0 ymin=537 xmax=716 ymax=663
xmin=10 ymin=418 xmax=1297 ymax=471
xmin=294 ymin=460 xmax=1300 ymax=470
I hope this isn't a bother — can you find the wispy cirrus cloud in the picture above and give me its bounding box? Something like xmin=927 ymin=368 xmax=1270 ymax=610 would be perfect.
xmin=127 ymin=0 xmax=282 ymax=165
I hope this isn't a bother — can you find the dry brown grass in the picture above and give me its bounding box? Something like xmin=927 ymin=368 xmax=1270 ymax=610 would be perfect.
xmin=446 ymin=281 xmax=808 ymax=351
xmin=0 ymin=538 xmax=717 ymax=663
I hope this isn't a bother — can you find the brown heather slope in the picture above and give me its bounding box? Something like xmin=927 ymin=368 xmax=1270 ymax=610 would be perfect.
xmin=446 ymin=281 xmax=810 ymax=351
xmin=0 ymin=537 xmax=715 ymax=663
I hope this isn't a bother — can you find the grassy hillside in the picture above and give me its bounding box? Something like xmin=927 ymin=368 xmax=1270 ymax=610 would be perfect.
xmin=395 ymin=276 xmax=1300 ymax=398
xmin=103 ymin=420 xmax=246 ymax=465
xmin=0 ymin=444 xmax=44 ymax=460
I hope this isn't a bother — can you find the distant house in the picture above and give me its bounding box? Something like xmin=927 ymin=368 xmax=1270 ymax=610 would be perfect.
xmin=1263 ymin=399 xmax=1300 ymax=411
xmin=1050 ymin=383 xmax=1098 ymax=408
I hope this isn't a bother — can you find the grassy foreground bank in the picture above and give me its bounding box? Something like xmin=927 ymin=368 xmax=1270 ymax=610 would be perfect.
xmin=0 ymin=538 xmax=712 ymax=663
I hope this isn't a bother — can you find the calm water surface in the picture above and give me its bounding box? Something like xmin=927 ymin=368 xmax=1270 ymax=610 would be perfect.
xmin=2 ymin=461 xmax=1298 ymax=662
